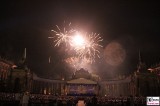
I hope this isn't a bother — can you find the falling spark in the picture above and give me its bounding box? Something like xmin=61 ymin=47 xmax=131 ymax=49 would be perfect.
xmin=49 ymin=56 xmax=51 ymax=63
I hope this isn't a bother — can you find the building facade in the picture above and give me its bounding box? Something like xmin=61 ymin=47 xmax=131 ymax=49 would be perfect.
xmin=0 ymin=58 xmax=16 ymax=92
xmin=0 ymin=58 xmax=160 ymax=96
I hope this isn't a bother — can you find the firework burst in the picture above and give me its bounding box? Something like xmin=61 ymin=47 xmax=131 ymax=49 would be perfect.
xmin=49 ymin=22 xmax=76 ymax=47
xmin=64 ymin=57 xmax=91 ymax=70
xmin=49 ymin=23 xmax=103 ymax=63
xmin=72 ymin=32 xmax=103 ymax=63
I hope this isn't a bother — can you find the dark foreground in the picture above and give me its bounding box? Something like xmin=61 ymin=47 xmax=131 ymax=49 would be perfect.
xmin=0 ymin=93 xmax=146 ymax=106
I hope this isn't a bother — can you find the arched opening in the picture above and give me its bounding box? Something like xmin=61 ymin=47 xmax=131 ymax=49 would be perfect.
xmin=14 ymin=78 xmax=20 ymax=92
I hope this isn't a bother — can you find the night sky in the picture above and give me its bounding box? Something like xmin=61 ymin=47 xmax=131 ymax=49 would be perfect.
xmin=0 ymin=1 xmax=160 ymax=79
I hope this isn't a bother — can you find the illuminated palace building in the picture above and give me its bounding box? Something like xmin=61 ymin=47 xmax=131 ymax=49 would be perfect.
xmin=0 ymin=57 xmax=160 ymax=96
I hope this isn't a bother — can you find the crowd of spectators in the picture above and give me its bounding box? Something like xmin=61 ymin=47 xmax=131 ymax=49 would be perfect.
xmin=0 ymin=92 xmax=146 ymax=106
